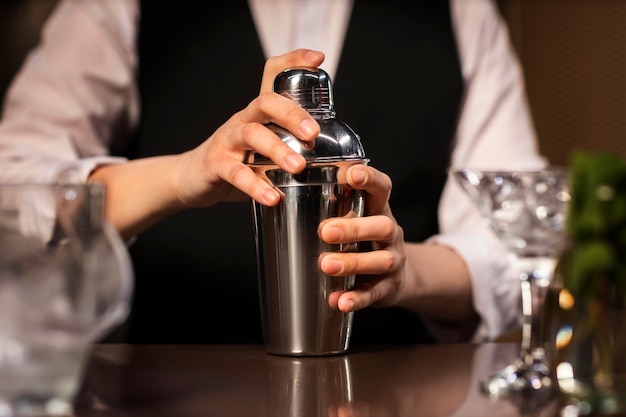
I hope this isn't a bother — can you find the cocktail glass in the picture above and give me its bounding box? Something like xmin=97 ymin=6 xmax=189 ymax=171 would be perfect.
xmin=454 ymin=168 xmax=570 ymax=400
xmin=0 ymin=183 xmax=133 ymax=416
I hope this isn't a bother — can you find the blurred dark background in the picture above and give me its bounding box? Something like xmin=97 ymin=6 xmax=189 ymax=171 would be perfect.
xmin=1 ymin=0 xmax=626 ymax=166
xmin=497 ymin=0 xmax=626 ymax=166
xmin=0 ymin=0 xmax=57 ymax=99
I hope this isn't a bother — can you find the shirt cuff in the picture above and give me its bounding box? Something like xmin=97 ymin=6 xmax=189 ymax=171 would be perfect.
xmin=47 ymin=156 xmax=128 ymax=184
xmin=427 ymin=228 xmax=521 ymax=342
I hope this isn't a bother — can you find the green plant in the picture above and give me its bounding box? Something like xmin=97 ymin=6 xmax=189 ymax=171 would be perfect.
xmin=561 ymin=151 xmax=626 ymax=300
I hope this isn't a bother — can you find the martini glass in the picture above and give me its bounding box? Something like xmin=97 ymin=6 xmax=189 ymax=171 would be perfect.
xmin=454 ymin=168 xmax=570 ymax=400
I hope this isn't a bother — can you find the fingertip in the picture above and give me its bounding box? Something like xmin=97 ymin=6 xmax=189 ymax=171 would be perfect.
xmin=299 ymin=119 xmax=319 ymax=139
xmin=285 ymin=153 xmax=306 ymax=172
xmin=261 ymin=188 xmax=281 ymax=206
xmin=350 ymin=166 xmax=367 ymax=185
xmin=328 ymin=291 xmax=341 ymax=309
xmin=305 ymin=49 xmax=325 ymax=64
xmin=338 ymin=296 xmax=356 ymax=312
xmin=321 ymin=256 xmax=343 ymax=275
xmin=321 ymin=225 xmax=342 ymax=243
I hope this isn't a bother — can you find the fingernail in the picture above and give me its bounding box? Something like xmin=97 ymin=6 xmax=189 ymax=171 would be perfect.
xmin=351 ymin=168 xmax=366 ymax=184
xmin=322 ymin=257 xmax=343 ymax=274
xmin=324 ymin=226 xmax=342 ymax=242
xmin=263 ymin=189 xmax=280 ymax=205
xmin=286 ymin=153 xmax=304 ymax=171
xmin=343 ymin=299 xmax=355 ymax=311
xmin=299 ymin=119 xmax=318 ymax=138
xmin=306 ymin=50 xmax=324 ymax=61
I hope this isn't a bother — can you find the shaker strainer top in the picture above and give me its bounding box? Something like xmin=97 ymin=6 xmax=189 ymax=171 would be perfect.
xmin=246 ymin=68 xmax=367 ymax=165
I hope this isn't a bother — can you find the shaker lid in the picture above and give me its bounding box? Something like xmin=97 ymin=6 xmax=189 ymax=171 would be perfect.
xmin=274 ymin=68 xmax=335 ymax=118
xmin=247 ymin=68 xmax=366 ymax=164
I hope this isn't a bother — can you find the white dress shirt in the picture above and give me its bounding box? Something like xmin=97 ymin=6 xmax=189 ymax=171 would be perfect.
xmin=0 ymin=0 xmax=547 ymax=342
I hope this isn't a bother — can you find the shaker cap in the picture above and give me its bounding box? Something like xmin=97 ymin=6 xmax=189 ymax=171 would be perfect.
xmin=274 ymin=68 xmax=335 ymax=118
xmin=247 ymin=68 xmax=366 ymax=164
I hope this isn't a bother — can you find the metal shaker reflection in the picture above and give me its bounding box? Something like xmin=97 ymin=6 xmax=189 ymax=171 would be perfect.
xmin=264 ymin=355 xmax=353 ymax=417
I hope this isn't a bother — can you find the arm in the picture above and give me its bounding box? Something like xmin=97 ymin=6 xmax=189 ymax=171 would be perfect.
xmin=89 ymin=49 xmax=325 ymax=240
xmin=0 ymin=0 xmax=138 ymax=184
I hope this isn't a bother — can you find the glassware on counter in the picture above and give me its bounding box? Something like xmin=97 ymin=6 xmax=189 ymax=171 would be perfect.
xmin=0 ymin=183 xmax=133 ymax=416
xmin=454 ymin=168 xmax=570 ymax=400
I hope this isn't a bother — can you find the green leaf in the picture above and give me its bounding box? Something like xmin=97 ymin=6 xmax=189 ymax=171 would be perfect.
xmin=566 ymin=241 xmax=616 ymax=297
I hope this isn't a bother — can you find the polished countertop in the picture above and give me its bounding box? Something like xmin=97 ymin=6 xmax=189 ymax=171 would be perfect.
xmin=72 ymin=342 xmax=564 ymax=417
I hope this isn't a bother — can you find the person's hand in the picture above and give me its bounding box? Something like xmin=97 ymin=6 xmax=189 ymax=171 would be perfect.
xmin=90 ymin=49 xmax=327 ymax=239
xmin=318 ymin=164 xmax=409 ymax=313
xmin=171 ymin=49 xmax=325 ymax=208
xmin=318 ymin=164 xmax=476 ymax=321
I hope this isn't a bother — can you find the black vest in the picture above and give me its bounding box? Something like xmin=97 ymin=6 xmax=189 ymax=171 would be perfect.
xmin=120 ymin=0 xmax=463 ymax=344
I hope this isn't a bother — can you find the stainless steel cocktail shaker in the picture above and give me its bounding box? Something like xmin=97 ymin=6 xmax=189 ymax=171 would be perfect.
xmin=247 ymin=68 xmax=368 ymax=356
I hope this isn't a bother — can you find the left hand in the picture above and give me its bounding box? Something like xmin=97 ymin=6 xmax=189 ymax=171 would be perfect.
xmin=318 ymin=164 xmax=408 ymax=312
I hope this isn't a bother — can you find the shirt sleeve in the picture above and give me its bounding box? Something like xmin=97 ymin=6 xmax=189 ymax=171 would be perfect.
xmin=427 ymin=0 xmax=548 ymax=342
xmin=0 ymin=0 xmax=139 ymax=184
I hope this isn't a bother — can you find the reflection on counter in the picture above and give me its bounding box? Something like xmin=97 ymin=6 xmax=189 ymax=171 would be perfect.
xmin=74 ymin=343 xmax=565 ymax=417
xmin=265 ymin=355 xmax=352 ymax=416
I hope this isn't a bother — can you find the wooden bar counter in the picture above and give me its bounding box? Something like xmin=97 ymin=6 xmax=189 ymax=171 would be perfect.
xmin=73 ymin=342 xmax=563 ymax=417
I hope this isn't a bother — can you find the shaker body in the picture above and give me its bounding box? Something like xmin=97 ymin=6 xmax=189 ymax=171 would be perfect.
xmin=252 ymin=163 xmax=365 ymax=356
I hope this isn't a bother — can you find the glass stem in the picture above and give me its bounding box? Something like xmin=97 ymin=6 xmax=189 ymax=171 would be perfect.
xmin=516 ymin=257 xmax=557 ymax=360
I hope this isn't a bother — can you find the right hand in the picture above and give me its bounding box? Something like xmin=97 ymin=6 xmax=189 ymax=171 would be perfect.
xmin=171 ymin=49 xmax=326 ymax=208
